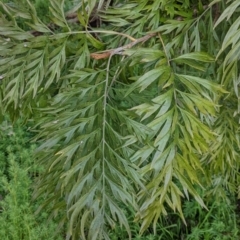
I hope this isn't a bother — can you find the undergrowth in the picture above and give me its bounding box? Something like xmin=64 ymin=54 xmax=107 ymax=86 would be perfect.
xmin=0 ymin=118 xmax=64 ymax=240
xmin=109 ymin=194 xmax=239 ymax=240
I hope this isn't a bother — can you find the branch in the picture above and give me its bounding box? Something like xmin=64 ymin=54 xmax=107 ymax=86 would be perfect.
xmin=90 ymin=33 xmax=156 ymax=60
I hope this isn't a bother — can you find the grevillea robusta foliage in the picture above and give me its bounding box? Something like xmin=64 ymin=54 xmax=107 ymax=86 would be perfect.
xmin=0 ymin=0 xmax=239 ymax=239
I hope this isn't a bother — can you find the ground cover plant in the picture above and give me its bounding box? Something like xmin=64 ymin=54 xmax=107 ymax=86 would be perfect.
xmin=0 ymin=0 xmax=240 ymax=239
xmin=0 ymin=118 xmax=64 ymax=239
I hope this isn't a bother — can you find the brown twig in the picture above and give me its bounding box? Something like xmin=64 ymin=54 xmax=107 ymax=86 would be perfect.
xmin=90 ymin=33 xmax=156 ymax=60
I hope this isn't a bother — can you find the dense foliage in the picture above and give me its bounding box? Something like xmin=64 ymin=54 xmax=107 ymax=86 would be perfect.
xmin=0 ymin=0 xmax=239 ymax=239
xmin=0 ymin=120 xmax=239 ymax=239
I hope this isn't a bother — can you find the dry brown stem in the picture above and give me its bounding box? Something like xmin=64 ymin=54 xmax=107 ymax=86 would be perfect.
xmin=90 ymin=33 xmax=156 ymax=60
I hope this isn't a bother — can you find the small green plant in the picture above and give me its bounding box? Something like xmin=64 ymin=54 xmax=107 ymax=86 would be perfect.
xmin=0 ymin=119 xmax=64 ymax=240
xmin=184 ymin=197 xmax=239 ymax=240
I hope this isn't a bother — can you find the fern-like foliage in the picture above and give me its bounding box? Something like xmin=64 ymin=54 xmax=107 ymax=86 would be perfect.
xmin=0 ymin=0 xmax=239 ymax=239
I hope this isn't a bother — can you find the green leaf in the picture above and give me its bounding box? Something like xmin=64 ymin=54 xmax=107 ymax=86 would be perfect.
xmin=173 ymin=52 xmax=214 ymax=62
xmin=124 ymin=47 xmax=164 ymax=62
xmin=214 ymin=0 xmax=240 ymax=28
xmin=220 ymin=16 xmax=240 ymax=53
xmin=86 ymin=33 xmax=104 ymax=49
xmin=0 ymin=26 xmax=32 ymax=40
xmin=125 ymin=66 xmax=170 ymax=95
xmin=49 ymin=0 xmax=70 ymax=29
xmin=176 ymin=74 xmax=227 ymax=94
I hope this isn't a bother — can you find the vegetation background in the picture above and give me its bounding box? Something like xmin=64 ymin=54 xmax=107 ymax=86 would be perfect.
xmin=0 ymin=0 xmax=240 ymax=239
